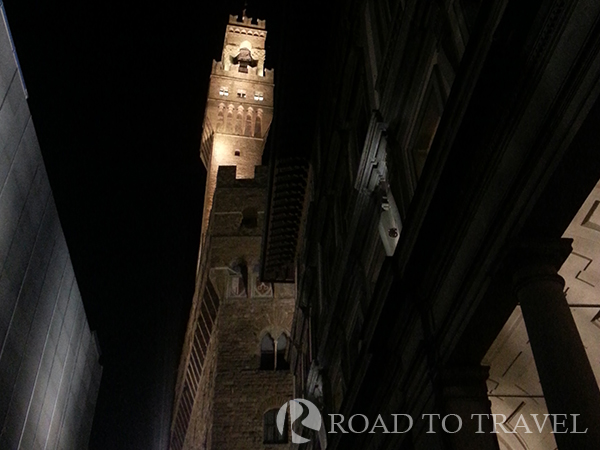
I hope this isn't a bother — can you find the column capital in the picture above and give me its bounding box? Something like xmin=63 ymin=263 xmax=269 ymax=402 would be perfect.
xmin=506 ymin=238 xmax=572 ymax=290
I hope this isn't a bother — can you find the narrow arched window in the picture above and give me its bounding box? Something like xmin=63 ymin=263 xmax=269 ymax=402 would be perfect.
xmin=235 ymin=107 xmax=243 ymax=134
xmin=226 ymin=107 xmax=234 ymax=133
xmin=216 ymin=105 xmax=225 ymax=131
xmin=254 ymin=111 xmax=262 ymax=137
xmin=245 ymin=110 xmax=253 ymax=136
xmin=229 ymin=262 xmax=248 ymax=298
xmin=260 ymin=333 xmax=289 ymax=370
xmin=260 ymin=334 xmax=275 ymax=370
xmin=264 ymin=409 xmax=288 ymax=444
xmin=275 ymin=334 xmax=290 ymax=371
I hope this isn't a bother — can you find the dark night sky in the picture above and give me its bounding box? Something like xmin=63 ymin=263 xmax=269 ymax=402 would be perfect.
xmin=4 ymin=0 xmax=279 ymax=447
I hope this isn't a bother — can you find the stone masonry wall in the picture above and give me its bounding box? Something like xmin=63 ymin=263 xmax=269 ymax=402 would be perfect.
xmin=179 ymin=164 xmax=294 ymax=449
xmin=211 ymin=297 xmax=294 ymax=450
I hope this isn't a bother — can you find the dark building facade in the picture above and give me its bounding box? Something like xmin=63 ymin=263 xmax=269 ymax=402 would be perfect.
xmin=261 ymin=1 xmax=600 ymax=450
xmin=171 ymin=1 xmax=600 ymax=449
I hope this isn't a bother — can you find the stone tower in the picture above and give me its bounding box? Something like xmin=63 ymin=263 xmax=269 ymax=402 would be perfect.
xmin=199 ymin=12 xmax=275 ymax=241
xmin=170 ymin=13 xmax=294 ymax=450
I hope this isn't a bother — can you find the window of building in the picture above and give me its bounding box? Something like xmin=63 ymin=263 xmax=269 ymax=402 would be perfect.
xmin=219 ymin=86 xmax=229 ymax=96
xmin=237 ymin=89 xmax=247 ymax=98
xmin=264 ymin=409 xmax=288 ymax=444
xmin=260 ymin=334 xmax=289 ymax=370
xmin=254 ymin=91 xmax=264 ymax=101
xmin=260 ymin=334 xmax=275 ymax=370
xmin=254 ymin=111 xmax=262 ymax=137
xmin=235 ymin=108 xmax=243 ymax=134
xmin=276 ymin=334 xmax=290 ymax=371
xmin=241 ymin=207 xmax=258 ymax=228
xmin=226 ymin=106 xmax=234 ymax=133
xmin=228 ymin=262 xmax=248 ymax=298
xmin=234 ymin=150 xmax=240 ymax=157
xmin=244 ymin=111 xmax=253 ymax=136
xmin=217 ymin=105 xmax=225 ymax=131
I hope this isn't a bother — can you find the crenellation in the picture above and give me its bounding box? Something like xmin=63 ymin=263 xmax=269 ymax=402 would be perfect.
xmin=228 ymin=13 xmax=267 ymax=30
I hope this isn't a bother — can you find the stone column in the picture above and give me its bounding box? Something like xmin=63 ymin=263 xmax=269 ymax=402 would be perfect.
xmin=441 ymin=366 xmax=501 ymax=450
xmin=514 ymin=239 xmax=600 ymax=449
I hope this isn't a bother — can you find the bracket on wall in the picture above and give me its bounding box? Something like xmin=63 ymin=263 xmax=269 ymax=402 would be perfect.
xmin=356 ymin=112 xmax=402 ymax=256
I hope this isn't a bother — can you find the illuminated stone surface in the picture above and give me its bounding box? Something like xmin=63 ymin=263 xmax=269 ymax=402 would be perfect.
xmin=0 ymin=9 xmax=102 ymax=449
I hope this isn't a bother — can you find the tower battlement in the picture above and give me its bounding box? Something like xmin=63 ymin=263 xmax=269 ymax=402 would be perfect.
xmin=228 ymin=13 xmax=266 ymax=30
xmin=219 ymin=12 xmax=270 ymax=78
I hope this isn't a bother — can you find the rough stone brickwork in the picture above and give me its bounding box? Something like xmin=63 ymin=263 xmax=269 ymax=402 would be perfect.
xmin=207 ymin=167 xmax=294 ymax=450
xmin=172 ymin=14 xmax=293 ymax=450
xmin=210 ymin=298 xmax=293 ymax=450
xmin=177 ymin=166 xmax=294 ymax=450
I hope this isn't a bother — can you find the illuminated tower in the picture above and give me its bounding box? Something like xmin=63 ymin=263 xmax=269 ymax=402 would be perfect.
xmin=170 ymin=13 xmax=294 ymax=450
xmin=199 ymin=12 xmax=274 ymax=241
